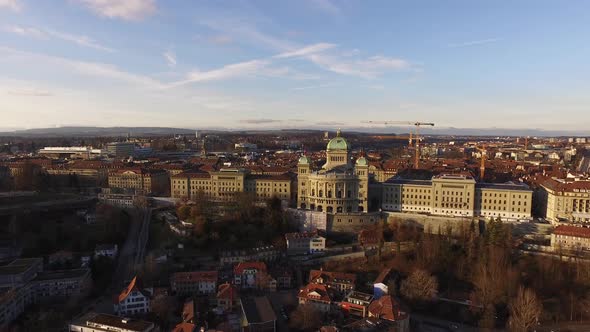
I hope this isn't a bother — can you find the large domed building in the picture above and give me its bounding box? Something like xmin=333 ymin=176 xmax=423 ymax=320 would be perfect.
xmin=297 ymin=129 xmax=370 ymax=214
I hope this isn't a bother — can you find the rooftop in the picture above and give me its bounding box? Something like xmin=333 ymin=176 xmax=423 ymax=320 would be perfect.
xmin=74 ymin=312 xmax=154 ymax=332
xmin=33 ymin=268 xmax=89 ymax=282
xmin=554 ymin=225 xmax=590 ymax=239
xmin=241 ymin=296 xmax=277 ymax=324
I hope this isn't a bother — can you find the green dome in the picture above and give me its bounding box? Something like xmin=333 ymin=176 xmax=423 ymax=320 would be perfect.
xmin=356 ymin=156 xmax=368 ymax=166
xmin=326 ymin=129 xmax=350 ymax=151
xmin=298 ymin=155 xmax=311 ymax=164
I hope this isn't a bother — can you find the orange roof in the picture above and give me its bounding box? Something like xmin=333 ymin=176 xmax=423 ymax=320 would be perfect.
xmin=172 ymin=322 xmax=196 ymax=332
xmin=309 ymin=270 xmax=356 ymax=285
xmin=542 ymin=177 xmax=590 ymax=192
xmin=114 ymin=276 xmax=150 ymax=304
xmin=374 ymin=268 xmax=392 ymax=284
xmin=368 ymin=295 xmax=408 ymax=321
xmin=554 ymin=225 xmax=590 ymax=239
xmin=298 ymin=283 xmax=334 ymax=303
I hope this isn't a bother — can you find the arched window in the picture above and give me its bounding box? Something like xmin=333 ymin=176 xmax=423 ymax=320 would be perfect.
xmin=317 ymin=205 xmax=323 ymax=212
xmin=319 ymin=190 xmax=323 ymax=197
xmin=311 ymin=189 xmax=315 ymax=196
xmin=337 ymin=190 xmax=342 ymax=198
xmin=327 ymin=206 xmax=333 ymax=213
xmin=327 ymin=190 xmax=332 ymax=198
xmin=300 ymin=203 xmax=306 ymax=209
xmin=337 ymin=206 xmax=343 ymax=213
xmin=346 ymin=206 xmax=352 ymax=213
xmin=358 ymin=206 xmax=364 ymax=212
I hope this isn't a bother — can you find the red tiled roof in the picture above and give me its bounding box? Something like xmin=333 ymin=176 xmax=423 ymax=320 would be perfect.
xmin=298 ymin=283 xmax=333 ymax=303
xmin=541 ymin=178 xmax=590 ymax=192
xmin=554 ymin=225 xmax=590 ymax=239
xmin=374 ymin=268 xmax=392 ymax=284
xmin=172 ymin=322 xmax=196 ymax=332
xmin=309 ymin=270 xmax=356 ymax=285
xmin=234 ymin=262 xmax=267 ymax=275
xmin=368 ymin=295 xmax=408 ymax=321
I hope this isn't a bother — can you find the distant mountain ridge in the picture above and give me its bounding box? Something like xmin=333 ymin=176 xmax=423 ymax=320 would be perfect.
xmin=0 ymin=126 xmax=587 ymax=137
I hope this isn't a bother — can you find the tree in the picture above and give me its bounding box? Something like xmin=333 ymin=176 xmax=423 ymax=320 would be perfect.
xmin=400 ymin=269 xmax=438 ymax=303
xmin=289 ymin=304 xmax=322 ymax=331
xmin=177 ymin=205 xmax=191 ymax=221
xmin=508 ymin=286 xmax=542 ymax=331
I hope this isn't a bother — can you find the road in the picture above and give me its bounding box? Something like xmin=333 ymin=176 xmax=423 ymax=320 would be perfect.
xmin=112 ymin=207 xmax=152 ymax=290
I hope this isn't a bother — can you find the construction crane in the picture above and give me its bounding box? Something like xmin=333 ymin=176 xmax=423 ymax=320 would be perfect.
xmin=475 ymin=145 xmax=487 ymax=180
xmin=366 ymin=121 xmax=435 ymax=168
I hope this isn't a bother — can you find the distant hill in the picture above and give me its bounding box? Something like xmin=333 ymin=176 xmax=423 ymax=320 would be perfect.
xmin=0 ymin=126 xmax=197 ymax=137
xmin=0 ymin=125 xmax=586 ymax=137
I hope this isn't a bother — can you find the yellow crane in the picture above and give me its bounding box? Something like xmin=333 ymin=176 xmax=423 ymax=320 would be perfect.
xmin=366 ymin=121 xmax=435 ymax=168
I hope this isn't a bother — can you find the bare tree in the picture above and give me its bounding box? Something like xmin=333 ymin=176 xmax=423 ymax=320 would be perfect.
xmin=289 ymin=304 xmax=322 ymax=331
xmin=400 ymin=269 xmax=438 ymax=302
xmin=508 ymin=286 xmax=542 ymax=332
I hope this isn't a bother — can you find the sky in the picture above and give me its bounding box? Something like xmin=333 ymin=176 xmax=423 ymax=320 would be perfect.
xmin=0 ymin=0 xmax=589 ymax=132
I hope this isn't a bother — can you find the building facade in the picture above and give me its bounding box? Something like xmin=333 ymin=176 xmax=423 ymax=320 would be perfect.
xmin=113 ymin=277 xmax=151 ymax=316
xmin=540 ymin=177 xmax=590 ymax=223
xmin=297 ymin=130 xmax=369 ymax=214
xmin=171 ymin=271 xmax=218 ymax=296
xmin=285 ymin=232 xmax=326 ymax=255
xmin=171 ymin=169 xmax=294 ymax=204
xmin=108 ymin=168 xmax=168 ymax=194
xmin=382 ymin=174 xmax=533 ymax=220
xmin=551 ymin=225 xmax=590 ymax=252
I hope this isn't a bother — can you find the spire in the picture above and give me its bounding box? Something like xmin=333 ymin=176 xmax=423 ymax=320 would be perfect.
xmin=336 ymin=128 xmax=342 ymax=137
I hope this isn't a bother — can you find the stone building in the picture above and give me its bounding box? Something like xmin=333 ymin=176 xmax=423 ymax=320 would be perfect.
xmin=297 ymin=129 xmax=369 ymax=214
xmin=539 ymin=176 xmax=590 ymax=223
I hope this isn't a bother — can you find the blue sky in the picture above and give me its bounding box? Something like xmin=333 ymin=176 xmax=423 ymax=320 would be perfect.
xmin=0 ymin=0 xmax=589 ymax=131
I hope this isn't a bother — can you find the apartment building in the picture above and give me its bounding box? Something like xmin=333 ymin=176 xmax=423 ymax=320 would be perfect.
xmin=551 ymin=225 xmax=590 ymax=251
xmin=170 ymin=271 xmax=218 ymax=296
xmin=114 ymin=277 xmax=151 ymax=316
xmin=308 ymin=270 xmax=356 ymax=294
xmin=108 ymin=168 xmax=168 ymax=194
xmin=285 ymin=232 xmax=326 ymax=255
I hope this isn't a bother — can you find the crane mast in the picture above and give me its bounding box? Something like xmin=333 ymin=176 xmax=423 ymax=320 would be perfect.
xmin=366 ymin=121 xmax=435 ymax=168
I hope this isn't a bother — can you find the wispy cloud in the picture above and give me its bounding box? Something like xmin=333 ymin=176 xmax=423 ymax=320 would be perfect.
xmin=76 ymin=0 xmax=156 ymax=21
xmin=291 ymin=83 xmax=338 ymax=91
xmin=7 ymin=88 xmax=53 ymax=96
xmin=200 ymin=19 xmax=415 ymax=79
xmin=274 ymin=43 xmax=336 ymax=59
xmin=448 ymin=38 xmax=501 ymax=48
xmin=308 ymin=0 xmax=341 ymax=15
xmin=209 ymin=35 xmax=233 ymax=45
xmin=163 ymin=51 xmax=176 ymax=67
xmin=0 ymin=47 xmax=162 ymax=88
xmin=0 ymin=0 xmax=20 ymax=11
xmin=169 ymin=59 xmax=269 ymax=87
xmin=4 ymin=24 xmax=115 ymax=52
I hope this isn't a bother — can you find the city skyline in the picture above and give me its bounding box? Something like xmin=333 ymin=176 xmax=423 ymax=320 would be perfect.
xmin=1 ymin=0 xmax=589 ymax=130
